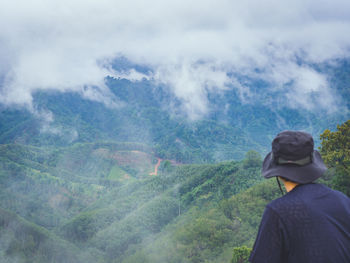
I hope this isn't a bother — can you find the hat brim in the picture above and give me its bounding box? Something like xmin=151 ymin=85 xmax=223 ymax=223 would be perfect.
xmin=262 ymin=150 xmax=327 ymax=184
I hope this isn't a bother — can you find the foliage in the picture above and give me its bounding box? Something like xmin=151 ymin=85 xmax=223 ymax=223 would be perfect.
xmin=4 ymin=134 xmax=348 ymax=263
xmin=3 ymin=58 xmax=350 ymax=164
xmin=0 ymin=208 xmax=98 ymax=263
xmin=0 ymin=143 xmax=268 ymax=262
xmin=173 ymin=208 xmax=238 ymax=262
xmin=61 ymin=211 xmax=98 ymax=242
xmin=320 ymin=120 xmax=350 ymax=196
xmin=231 ymin=246 xmax=252 ymax=263
xmin=243 ymin=150 xmax=262 ymax=169
xmin=320 ymin=120 xmax=350 ymax=169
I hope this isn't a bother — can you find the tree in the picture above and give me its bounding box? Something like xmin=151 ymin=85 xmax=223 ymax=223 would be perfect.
xmin=320 ymin=120 xmax=350 ymax=196
xmin=243 ymin=150 xmax=262 ymax=169
xmin=231 ymin=246 xmax=252 ymax=263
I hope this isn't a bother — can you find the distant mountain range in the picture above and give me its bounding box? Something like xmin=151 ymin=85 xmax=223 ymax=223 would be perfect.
xmin=0 ymin=58 xmax=349 ymax=263
xmin=0 ymin=59 xmax=349 ymax=163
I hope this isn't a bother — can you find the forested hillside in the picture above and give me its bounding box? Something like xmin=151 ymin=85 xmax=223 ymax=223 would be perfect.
xmin=0 ymin=141 xmax=265 ymax=262
xmin=0 ymin=58 xmax=349 ymax=262
xmin=1 ymin=119 xmax=349 ymax=263
xmin=1 ymin=59 xmax=349 ymax=163
xmin=1 ymin=0 xmax=350 ymax=261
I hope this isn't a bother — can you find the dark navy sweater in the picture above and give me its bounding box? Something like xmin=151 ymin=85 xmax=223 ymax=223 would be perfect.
xmin=249 ymin=183 xmax=350 ymax=263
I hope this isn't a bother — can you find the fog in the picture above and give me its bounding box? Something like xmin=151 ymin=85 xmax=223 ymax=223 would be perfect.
xmin=0 ymin=0 xmax=350 ymax=118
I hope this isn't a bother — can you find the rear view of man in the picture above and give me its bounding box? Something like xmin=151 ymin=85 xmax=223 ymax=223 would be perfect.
xmin=249 ymin=131 xmax=350 ymax=263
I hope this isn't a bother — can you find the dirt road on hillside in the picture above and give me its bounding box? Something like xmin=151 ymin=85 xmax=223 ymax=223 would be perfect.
xmin=149 ymin=158 xmax=162 ymax=176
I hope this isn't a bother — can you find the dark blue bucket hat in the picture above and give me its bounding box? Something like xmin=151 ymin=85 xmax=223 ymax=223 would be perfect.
xmin=262 ymin=130 xmax=327 ymax=184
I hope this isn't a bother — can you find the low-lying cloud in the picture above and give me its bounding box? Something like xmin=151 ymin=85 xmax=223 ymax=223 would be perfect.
xmin=0 ymin=0 xmax=350 ymax=118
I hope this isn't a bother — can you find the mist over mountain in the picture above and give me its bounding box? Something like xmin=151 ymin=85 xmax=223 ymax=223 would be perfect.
xmin=0 ymin=57 xmax=348 ymax=262
xmin=1 ymin=57 xmax=349 ymax=163
xmin=1 ymin=0 xmax=350 ymax=115
xmin=1 ymin=0 xmax=349 ymax=162
xmin=1 ymin=1 xmax=350 ymax=262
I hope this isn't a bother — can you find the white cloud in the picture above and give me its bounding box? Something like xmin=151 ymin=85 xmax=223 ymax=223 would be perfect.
xmin=112 ymin=69 xmax=150 ymax=82
xmin=265 ymin=63 xmax=337 ymax=111
xmin=0 ymin=0 xmax=349 ymax=116
xmin=154 ymin=62 xmax=230 ymax=119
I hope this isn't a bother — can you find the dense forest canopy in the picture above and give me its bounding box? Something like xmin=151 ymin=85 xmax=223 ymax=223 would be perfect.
xmin=320 ymin=120 xmax=350 ymax=196
xmin=0 ymin=117 xmax=349 ymax=262
xmin=1 ymin=58 xmax=349 ymax=163
xmin=1 ymin=0 xmax=350 ymax=261
xmin=0 ymin=58 xmax=349 ymax=263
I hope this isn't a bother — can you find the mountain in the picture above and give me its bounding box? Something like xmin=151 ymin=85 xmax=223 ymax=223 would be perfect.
xmin=0 ymin=207 xmax=100 ymax=263
xmin=0 ymin=58 xmax=349 ymax=262
xmin=0 ymin=138 xmax=343 ymax=263
xmin=1 ymin=59 xmax=349 ymax=163
xmin=0 ymin=142 xmax=269 ymax=263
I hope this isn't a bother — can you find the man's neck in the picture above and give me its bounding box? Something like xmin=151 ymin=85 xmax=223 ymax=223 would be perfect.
xmin=279 ymin=177 xmax=299 ymax=192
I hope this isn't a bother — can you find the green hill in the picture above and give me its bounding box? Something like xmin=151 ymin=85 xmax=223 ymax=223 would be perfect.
xmin=0 ymin=141 xmax=268 ymax=262
xmin=0 ymin=132 xmax=348 ymax=263
xmin=1 ymin=59 xmax=349 ymax=164
xmin=0 ymin=207 xmax=100 ymax=263
xmin=0 ymin=60 xmax=349 ymax=262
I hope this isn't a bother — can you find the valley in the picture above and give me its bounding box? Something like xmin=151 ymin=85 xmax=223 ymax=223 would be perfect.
xmin=0 ymin=59 xmax=349 ymax=263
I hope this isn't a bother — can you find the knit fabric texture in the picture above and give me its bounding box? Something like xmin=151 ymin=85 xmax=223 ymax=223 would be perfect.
xmin=249 ymin=183 xmax=350 ymax=263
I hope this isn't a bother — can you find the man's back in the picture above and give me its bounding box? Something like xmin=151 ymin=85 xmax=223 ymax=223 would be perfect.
xmin=249 ymin=183 xmax=350 ymax=263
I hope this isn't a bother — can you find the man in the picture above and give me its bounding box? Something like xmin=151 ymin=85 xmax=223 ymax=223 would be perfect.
xmin=249 ymin=130 xmax=350 ymax=263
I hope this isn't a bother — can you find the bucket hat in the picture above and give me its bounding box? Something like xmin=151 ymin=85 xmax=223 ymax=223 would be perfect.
xmin=262 ymin=130 xmax=327 ymax=184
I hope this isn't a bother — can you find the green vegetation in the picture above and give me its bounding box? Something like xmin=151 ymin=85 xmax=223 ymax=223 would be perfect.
xmin=108 ymin=165 xmax=128 ymax=181
xmin=0 ymin=58 xmax=349 ymax=262
xmin=231 ymin=246 xmax=252 ymax=263
xmin=1 ymin=119 xmax=349 ymax=262
xmin=0 ymin=208 xmax=99 ymax=263
xmin=2 ymin=59 xmax=349 ymax=164
xmin=0 ymin=140 xmax=265 ymax=262
xmin=320 ymin=120 xmax=350 ymax=196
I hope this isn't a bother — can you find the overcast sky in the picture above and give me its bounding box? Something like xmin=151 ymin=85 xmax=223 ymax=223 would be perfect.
xmin=0 ymin=0 xmax=350 ymax=118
